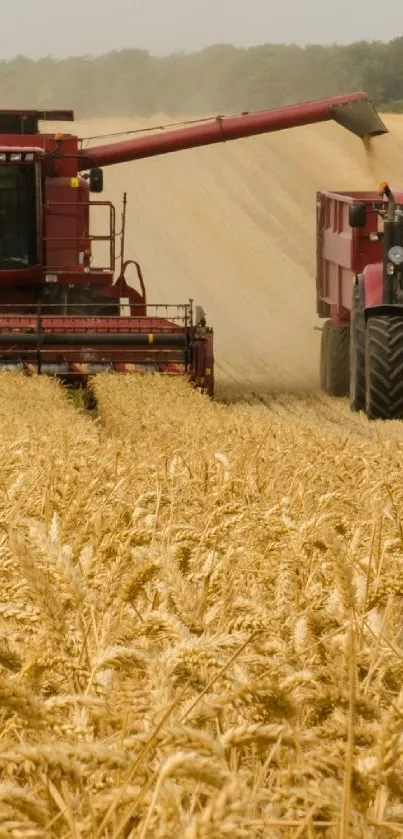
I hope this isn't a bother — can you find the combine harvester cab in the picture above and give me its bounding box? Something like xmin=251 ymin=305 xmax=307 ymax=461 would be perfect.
xmin=316 ymin=182 xmax=403 ymax=420
xmin=0 ymin=98 xmax=386 ymax=398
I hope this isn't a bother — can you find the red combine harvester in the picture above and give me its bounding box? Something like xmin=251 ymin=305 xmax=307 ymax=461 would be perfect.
xmin=0 ymin=94 xmax=386 ymax=397
xmin=316 ymin=181 xmax=403 ymax=420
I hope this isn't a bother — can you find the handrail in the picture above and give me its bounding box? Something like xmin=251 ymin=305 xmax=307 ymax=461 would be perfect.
xmin=44 ymin=199 xmax=115 ymax=272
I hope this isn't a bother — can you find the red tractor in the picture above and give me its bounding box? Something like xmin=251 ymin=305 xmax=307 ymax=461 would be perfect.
xmin=316 ymin=181 xmax=403 ymax=420
xmin=0 ymin=95 xmax=386 ymax=397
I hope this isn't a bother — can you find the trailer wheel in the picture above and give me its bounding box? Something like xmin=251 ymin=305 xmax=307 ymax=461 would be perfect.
xmin=365 ymin=316 xmax=403 ymax=419
xmin=320 ymin=320 xmax=350 ymax=396
xmin=349 ymin=285 xmax=366 ymax=412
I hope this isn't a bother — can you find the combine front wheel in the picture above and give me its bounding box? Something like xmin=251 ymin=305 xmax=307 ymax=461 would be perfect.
xmin=320 ymin=320 xmax=350 ymax=396
xmin=365 ymin=316 xmax=403 ymax=419
xmin=349 ymin=285 xmax=366 ymax=412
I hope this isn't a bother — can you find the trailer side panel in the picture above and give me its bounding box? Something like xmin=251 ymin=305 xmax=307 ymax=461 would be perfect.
xmin=316 ymin=190 xmax=382 ymax=324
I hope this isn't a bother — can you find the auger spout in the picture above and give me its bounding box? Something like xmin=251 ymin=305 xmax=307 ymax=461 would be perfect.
xmin=78 ymin=92 xmax=387 ymax=169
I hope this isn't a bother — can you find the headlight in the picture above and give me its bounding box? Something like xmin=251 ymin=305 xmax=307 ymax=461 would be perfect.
xmin=388 ymin=245 xmax=403 ymax=266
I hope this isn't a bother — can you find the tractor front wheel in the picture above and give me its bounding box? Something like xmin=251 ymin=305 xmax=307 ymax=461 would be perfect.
xmin=365 ymin=316 xmax=403 ymax=419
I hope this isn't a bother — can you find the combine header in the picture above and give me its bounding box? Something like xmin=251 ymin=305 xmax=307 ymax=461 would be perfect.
xmin=0 ymin=95 xmax=386 ymax=396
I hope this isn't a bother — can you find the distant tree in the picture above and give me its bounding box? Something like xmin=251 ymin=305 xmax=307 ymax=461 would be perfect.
xmin=0 ymin=39 xmax=401 ymax=118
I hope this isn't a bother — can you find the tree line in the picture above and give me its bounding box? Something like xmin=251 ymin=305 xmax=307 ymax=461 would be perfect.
xmin=2 ymin=39 xmax=403 ymax=117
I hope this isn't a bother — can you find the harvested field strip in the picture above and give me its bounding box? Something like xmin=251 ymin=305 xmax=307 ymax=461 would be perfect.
xmin=252 ymin=390 xmax=403 ymax=442
xmin=0 ymin=371 xmax=403 ymax=835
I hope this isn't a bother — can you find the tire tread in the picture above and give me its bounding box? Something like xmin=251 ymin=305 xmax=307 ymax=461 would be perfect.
xmin=366 ymin=316 xmax=403 ymax=419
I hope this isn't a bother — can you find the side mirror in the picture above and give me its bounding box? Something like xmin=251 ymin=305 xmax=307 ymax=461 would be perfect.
xmin=349 ymin=202 xmax=367 ymax=228
xmin=89 ymin=167 xmax=103 ymax=194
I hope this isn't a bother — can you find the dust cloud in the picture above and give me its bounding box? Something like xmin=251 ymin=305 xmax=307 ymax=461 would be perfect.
xmin=73 ymin=114 xmax=403 ymax=397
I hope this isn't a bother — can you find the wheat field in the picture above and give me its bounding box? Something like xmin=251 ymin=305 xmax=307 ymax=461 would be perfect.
xmin=0 ymin=369 xmax=403 ymax=837
xmin=2 ymin=113 xmax=403 ymax=836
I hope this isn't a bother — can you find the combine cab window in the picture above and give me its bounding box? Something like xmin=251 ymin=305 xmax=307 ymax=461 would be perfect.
xmin=0 ymin=164 xmax=37 ymax=269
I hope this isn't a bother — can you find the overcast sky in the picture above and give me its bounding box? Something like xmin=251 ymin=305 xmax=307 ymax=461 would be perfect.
xmin=4 ymin=0 xmax=403 ymax=58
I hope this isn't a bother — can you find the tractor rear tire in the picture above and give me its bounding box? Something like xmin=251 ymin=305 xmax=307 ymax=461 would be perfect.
xmin=365 ymin=316 xmax=403 ymax=419
xmin=320 ymin=320 xmax=350 ymax=396
xmin=349 ymin=285 xmax=366 ymax=412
